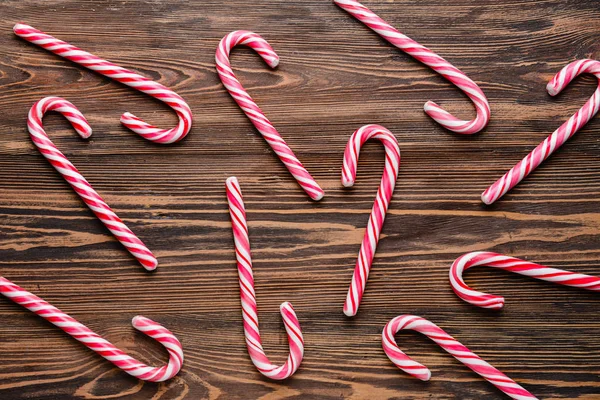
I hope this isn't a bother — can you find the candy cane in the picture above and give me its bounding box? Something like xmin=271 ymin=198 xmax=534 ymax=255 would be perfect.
xmin=225 ymin=176 xmax=304 ymax=380
xmin=28 ymin=97 xmax=157 ymax=270
xmin=342 ymin=125 xmax=400 ymax=317
xmin=333 ymin=0 xmax=490 ymax=134
xmin=0 ymin=276 xmax=183 ymax=381
xmin=383 ymin=315 xmax=537 ymax=399
xmin=450 ymin=251 xmax=600 ymax=310
xmin=216 ymin=31 xmax=324 ymax=201
xmin=482 ymin=59 xmax=600 ymax=204
xmin=14 ymin=23 xmax=192 ymax=144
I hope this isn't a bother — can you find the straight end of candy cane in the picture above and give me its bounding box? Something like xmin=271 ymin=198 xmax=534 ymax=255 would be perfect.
xmin=79 ymin=128 xmax=93 ymax=139
xmin=546 ymin=81 xmax=560 ymax=97
xmin=226 ymin=176 xmax=239 ymax=186
xmin=142 ymin=258 xmax=158 ymax=272
xmin=311 ymin=190 xmax=325 ymax=201
xmin=343 ymin=303 xmax=356 ymax=317
xmin=480 ymin=188 xmax=496 ymax=205
xmin=418 ymin=369 xmax=432 ymax=382
xmin=341 ymin=176 xmax=355 ymax=188
xmin=279 ymin=301 xmax=294 ymax=315
xmin=13 ymin=23 xmax=29 ymax=34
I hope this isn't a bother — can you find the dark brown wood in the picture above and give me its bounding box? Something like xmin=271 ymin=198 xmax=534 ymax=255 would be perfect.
xmin=0 ymin=0 xmax=599 ymax=398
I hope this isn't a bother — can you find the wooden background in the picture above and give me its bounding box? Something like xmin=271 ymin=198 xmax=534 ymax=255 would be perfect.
xmin=0 ymin=0 xmax=598 ymax=398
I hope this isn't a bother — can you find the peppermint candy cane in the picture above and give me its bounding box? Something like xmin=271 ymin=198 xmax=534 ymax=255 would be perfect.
xmin=342 ymin=125 xmax=400 ymax=317
xmin=333 ymin=0 xmax=490 ymax=134
xmin=28 ymin=97 xmax=157 ymax=270
xmin=450 ymin=252 xmax=600 ymax=310
xmin=216 ymin=31 xmax=324 ymax=201
xmin=482 ymin=59 xmax=600 ymax=204
xmin=225 ymin=177 xmax=304 ymax=380
xmin=0 ymin=276 xmax=183 ymax=381
xmin=14 ymin=23 xmax=192 ymax=144
xmin=383 ymin=315 xmax=537 ymax=399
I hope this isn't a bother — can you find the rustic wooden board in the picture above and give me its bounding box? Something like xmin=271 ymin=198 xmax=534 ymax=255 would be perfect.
xmin=0 ymin=0 xmax=599 ymax=398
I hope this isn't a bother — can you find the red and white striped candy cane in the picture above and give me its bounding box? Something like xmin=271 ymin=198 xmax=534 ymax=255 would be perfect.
xmin=450 ymin=251 xmax=600 ymax=310
xmin=383 ymin=315 xmax=537 ymax=399
xmin=216 ymin=31 xmax=324 ymax=201
xmin=14 ymin=23 xmax=192 ymax=144
xmin=333 ymin=0 xmax=490 ymax=134
xmin=29 ymin=97 xmax=157 ymax=270
xmin=0 ymin=276 xmax=183 ymax=381
xmin=225 ymin=177 xmax=304 ymax=380
xmin=342 ymin=125 xmax=400 ymax=317
xmin=482 ymin=59 xmax=600 ymax=204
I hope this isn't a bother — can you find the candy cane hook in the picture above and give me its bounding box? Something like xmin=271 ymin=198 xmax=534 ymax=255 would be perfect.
xmin=226 ymin=177 xmax=304 ymax=380
xmin=342 ymin=125 xmax=400 ymax=317
xmin=482 ymin=59 xmax=600 ymax=204
xmin=28 ymin=97 xmax=157 ymax=270
xmin=450 ymin=251 xmax=600 ymax=310
xmin=0 ymin=276 xmax=183 ymax=381
xmin=14 ymin=23 xmax=192 ymax=144
xmin=383 ymin=315 xmax=537 ymax=399
xmin=216 ymin=31 xmax=324 ymax=201
xmin=333 ymin=0 xmax=490 ymax=134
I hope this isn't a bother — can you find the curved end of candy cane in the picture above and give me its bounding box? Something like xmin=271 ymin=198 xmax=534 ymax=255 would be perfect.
xmin=480 ymin=296 xmax=505 ymax=310
xmin=451 ymin=281 xmax=506 ymax=310
xmin=222 ymin=30 xmax=280 ymax=70
xmin=449 ymin=253 xmax=506 ymax=310
xmin=279 ymin=302 xmax=300 ymax=326
xmin=268 ymin=57 xmax=280 ymax=69
xmin=131 ymin=315 xmax=185 ymax=381
xmin=423 ymin=100 xmax=488 ymax=135
xmin=452 ymin=293 xmax=505 ymax=310
xmin=382 ymin=316 xmax=433 ymax=381
xmin=30 ymin=97 xmax=93 ymax=140
xmin=277 ymin=301 xmax=305 ymax=378
xmin=131 ymin=315 xmax=152 ymax=328
xmin=120 ymin=112 xmax=190 ymax=145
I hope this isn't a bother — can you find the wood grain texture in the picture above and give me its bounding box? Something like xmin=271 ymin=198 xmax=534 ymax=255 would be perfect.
xmin=0 ymin=0 xmax=599 ymax=398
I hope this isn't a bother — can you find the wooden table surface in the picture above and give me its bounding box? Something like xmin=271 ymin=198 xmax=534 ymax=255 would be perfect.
xmin=0 ymin=1 xmax=599 ymax=399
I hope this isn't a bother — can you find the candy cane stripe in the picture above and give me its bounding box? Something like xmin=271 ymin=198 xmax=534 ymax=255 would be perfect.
xmin=334 ymin=0 xmax=490 ymax=134
xmin=482 ymin=59 xmax=600 ymax=204
xmin=28 ymin=97 xmax=156 ymax=270
xmin=0 ymin=277 xmax=183 ymax=381
xmin=216 ymin=31 xmax=324 ymax=201
xmin=225 ymin=177 xmax=304 ymax=380
xmin=14 ymin=24 xmax=192 ymax=144
xmin=342 ymin=125 xmax=400 ymax=316
xmin=383 ymin=315 xmax=537 ymax=399
xmin=450 ymin=252 xmax=600 ymax=309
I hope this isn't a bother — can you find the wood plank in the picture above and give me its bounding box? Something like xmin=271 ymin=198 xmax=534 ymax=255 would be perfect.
xmin=0 ymin=0 xmax=598 ymax=398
